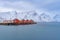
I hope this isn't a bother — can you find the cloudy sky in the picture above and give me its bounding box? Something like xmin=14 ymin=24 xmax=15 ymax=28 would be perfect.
xmin=0 ymin=0 xmax=60 ymax=12
xmin=0 ymin=0 xmax=60 ymax=22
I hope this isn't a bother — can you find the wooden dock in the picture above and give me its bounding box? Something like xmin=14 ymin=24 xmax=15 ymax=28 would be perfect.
xmin=0 ymin=22 xmax=36 ymax=25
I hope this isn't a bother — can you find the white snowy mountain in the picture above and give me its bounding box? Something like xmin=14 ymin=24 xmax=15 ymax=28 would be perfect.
xmin=53 ymin=14 xmax=60 ymax=22
xmin=0 ymin=11 xmax=60 ymax=22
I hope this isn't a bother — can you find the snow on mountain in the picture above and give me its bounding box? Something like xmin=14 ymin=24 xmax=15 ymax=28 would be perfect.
xmin=38 ymin=13 xmax=51 ymax=22
xmin=0 ymin=10 xmax=60 ymax=22
xmin=53 ymin=14 xmax=60 ymax=22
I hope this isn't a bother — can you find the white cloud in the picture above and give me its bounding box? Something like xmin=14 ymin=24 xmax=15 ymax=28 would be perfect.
xmin=0 ymin=1 xmax=50 ymax=13
xmin=0 ymin=7 xmax=14 ymax=12
xmin=0 ymin=1 xmax=36 ymax=12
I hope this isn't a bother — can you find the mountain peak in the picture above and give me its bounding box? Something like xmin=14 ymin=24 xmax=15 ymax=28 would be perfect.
xmin=0 ymin=10 xmax=60 ymax=22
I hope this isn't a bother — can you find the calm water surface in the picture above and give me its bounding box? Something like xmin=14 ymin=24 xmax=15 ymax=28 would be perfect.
xmin=0 ymin=23 xmax=60 ymax=40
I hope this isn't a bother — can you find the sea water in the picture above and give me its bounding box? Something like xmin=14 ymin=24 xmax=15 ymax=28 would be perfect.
xmin=0 ymin=22 xmax=60 ymax=40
